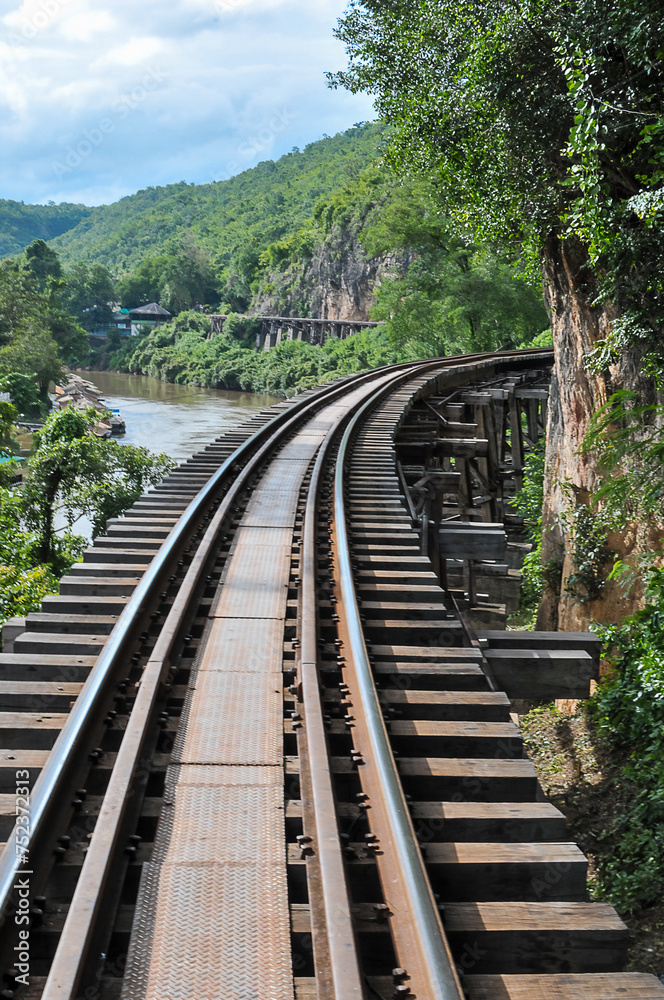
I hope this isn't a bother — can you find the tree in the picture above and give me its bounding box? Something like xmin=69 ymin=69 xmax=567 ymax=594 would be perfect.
xmin=45 ymin=306 xmax=90 ymax=367
xmin=21 ymin=407 xmax=174 ymax=569
xmin=62 ymin=261 xmax=115 ymax=331
xmin=0 ymin=372 xmax=42 ymax=420
xmin=116 ymin=243 xmax=219 ymax=314
xmin=331 ymin=0 xmax=664 ymax=627
xmin=25 ymin=238 xmax=62 ymax=291
xmin=0 ymin=322 xmax=63 ymax=407
xmin=0 ymin=244 xmax=91 ymax=389
xmin=363 ymin=178 xmax=549 ymax=356
xmin=0 ymin=259 xmax=42 ymax=344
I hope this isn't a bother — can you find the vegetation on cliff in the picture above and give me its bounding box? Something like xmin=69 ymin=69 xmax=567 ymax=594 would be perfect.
xmin=331 ymin=0 xmax=663 ymax=627
xmin=590 ymin=566 xmax=664 ymax=912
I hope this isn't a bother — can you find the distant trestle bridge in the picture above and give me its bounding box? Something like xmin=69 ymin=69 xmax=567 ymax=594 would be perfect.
xmin=208 ymin=313 xmax=384 ymax=350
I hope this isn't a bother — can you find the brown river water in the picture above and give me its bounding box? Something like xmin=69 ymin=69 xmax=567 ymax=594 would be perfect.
xmin=81 ymin=370 xmax=278 ymax=463
xmin=47 ymin=371 xmax=277 ymax=539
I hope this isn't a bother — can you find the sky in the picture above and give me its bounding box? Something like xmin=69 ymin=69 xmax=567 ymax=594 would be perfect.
xmin=0 ymin=0 xmax=376 ymax=207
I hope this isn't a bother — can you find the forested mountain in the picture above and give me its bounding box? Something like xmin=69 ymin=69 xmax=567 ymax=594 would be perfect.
xmin=1 ymin=123 xmax=548 ymax=348
xmin=47 ymin=126 xmax=385 ymax=276
xmin=0 ymin=201 xmax=91 ymax=258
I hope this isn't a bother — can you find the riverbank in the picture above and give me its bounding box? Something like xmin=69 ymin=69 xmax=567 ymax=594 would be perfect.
xmin=90 ymin=310 xmax=407 ymax=397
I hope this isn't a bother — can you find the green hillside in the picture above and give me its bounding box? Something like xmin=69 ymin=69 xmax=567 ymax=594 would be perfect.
xmin=0 ymin=201 xmax=92 ymax=258
xmin=46 ymin=125 xmax=386 ymax=278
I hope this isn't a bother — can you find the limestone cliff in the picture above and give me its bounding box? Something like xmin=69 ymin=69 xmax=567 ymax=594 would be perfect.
xmin=251 ymin=226 xmax=406 ymax=321
xmin=538 ymin=236 xmax=664 ymax=631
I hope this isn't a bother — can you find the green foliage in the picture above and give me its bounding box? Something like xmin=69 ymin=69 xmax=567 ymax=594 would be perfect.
xmin=331 ymin=0 xmax=664 ymax=358
xmin=590 ymin=568 xmax=664 ymax=911
xmin=61 ymin=261 xmax=115 ymax=331
xmin=0 ymin=563 xmax=59 ymax=622
xmin=108 ymin=310 xmax=405 ymax=395
xmin=0 ymin=372 xmax=43 ymax=420
xmin=0 ymin=321 xmax=63 ymax=404
xmin=363 ymin=178 xmax=549 ymax=356
xmin=0 ymin=242 xmax=95 ymax=404
xmin=0 ymin=487 xmax=59 ymax=620
xmin=0 ymin=200 xmax=91 ymax=258
xmin=0 ymin=400 xmax=18 ymax=446
xmin=510 ymin=441 xmax=546 ymax=626
xmin=512 ymin=441 xmax=546 ymax=544
xmin=221 ymin=313 xmax=261 ymax=345
xmin=22 ymin=407 xmax=174 ymax=569
xmin=0 ymin=404 xmax=174 ymax=625
xmin=582 ymin=391 xmax=664 ymax=521
xmin=561 ymin=490 xmax=615 ymax=604
xmin=25 ymin=238 xmax=62 ymax=290
xmin=115 ymin=239 xmax=219 ymax=313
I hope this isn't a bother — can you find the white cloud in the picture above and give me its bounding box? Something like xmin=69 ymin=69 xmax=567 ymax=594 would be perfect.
xmin=58 ymin=9 xmax=115 ymax=42
xmin=0 ymin=0 xmax=375 ymax=206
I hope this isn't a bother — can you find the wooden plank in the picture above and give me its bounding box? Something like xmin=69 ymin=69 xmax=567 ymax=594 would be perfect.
xmin=394 ymin=757 xmax=537 ymax=801
xmin=439 ymin=528 xmax=506 ymax=560
xmin=444 ymin=902 xmax=628 ymax=975
xmin=373 ymin=662 xmax=487 ymax=691
xmin=483 ymin=648 xmax=597 ymax=700
xmin=423 ymin=842 xmax=587 ymax=902
xmin=409 ymin=801 xmax=567 ymax=841
xmin=370 ymin=644 xmax=481 ymax=662
xmin=464 ymin=974 xmax=664 ymax=999
xmin=388 ymin=720 xmax=522 ymax=757
xmin=380 ymin=689 xmax=510 ymax=721
xmin=478 ymin=630 xmax=600 ymax=658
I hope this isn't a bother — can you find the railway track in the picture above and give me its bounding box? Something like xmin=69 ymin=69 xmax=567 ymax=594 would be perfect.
xmin=0 ymin=351 xmax=662 ymax=1000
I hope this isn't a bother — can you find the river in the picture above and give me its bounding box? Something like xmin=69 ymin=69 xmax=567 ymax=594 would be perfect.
xmin=81 ymin=370 xmax=278 ymax=463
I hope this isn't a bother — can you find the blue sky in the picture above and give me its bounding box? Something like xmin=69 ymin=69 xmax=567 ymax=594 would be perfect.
xmin=0 ymin=0 xmax=375 ymax=206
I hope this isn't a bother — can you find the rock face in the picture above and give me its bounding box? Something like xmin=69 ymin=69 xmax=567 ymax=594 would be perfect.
xmin=538 ymin=236 xmax=663 ymax=631
xmin=252 ymin=228 xmax=405 ymax=321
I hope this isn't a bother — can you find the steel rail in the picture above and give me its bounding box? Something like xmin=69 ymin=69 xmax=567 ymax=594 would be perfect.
xmin=0 ymin=361 xmax=429 ymax=927
xmin=0 ymin=347 xmax=552 ymax=979
xmin=31 ymin=361 xmax=441 ymax=997
xmin=297 ymin=363 xmax=438 ymax=999
xmin=298 ymin=406 xmax=371 ymax=999
xmin=332 ymin=373 xmax=468 ymax=1000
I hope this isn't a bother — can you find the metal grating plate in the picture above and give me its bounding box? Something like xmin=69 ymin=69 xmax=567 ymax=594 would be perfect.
xmin=142 ymin=863 xmax=293 ymax=1000
xmin=165 ymin=782 xmax=285 ymax=865
xmin=273 ymin=438 xmax=322 ymax=462
xmin=213 ymin=526 xmax=291 ymax=620
xmin=172 ymin=673 xmax=283 ymax=765
xmin=243 ymin=460 xmax=305 ymax=527
xmin=199 ymin=616 xmax=284 ymax=672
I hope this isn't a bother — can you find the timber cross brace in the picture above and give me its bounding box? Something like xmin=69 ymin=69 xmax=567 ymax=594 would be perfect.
xmin=208 ymin=313 xmax=384 ymax=349
xmin=394 ymin=363 xmax=548 ymax=621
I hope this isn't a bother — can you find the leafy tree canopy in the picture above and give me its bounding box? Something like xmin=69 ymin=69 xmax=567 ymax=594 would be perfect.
xmin=61 ymin=261 xmax=116 ymax=331
xmin=0 ymin=200 xmax=91 ymax=259
xmin=25 ymin=238 xmax=62 ymax=291
xmin=22 ymin=407 xmax=173 ymax=569
xmin=330 ymin=0 xmax=664 ymax=363
xmin=362 ymin=177 xmax=549 ymax=355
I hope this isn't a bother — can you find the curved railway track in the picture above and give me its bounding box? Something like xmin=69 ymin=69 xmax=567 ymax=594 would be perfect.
xmin=0 ymin=351 xmax=662 ymax=1000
